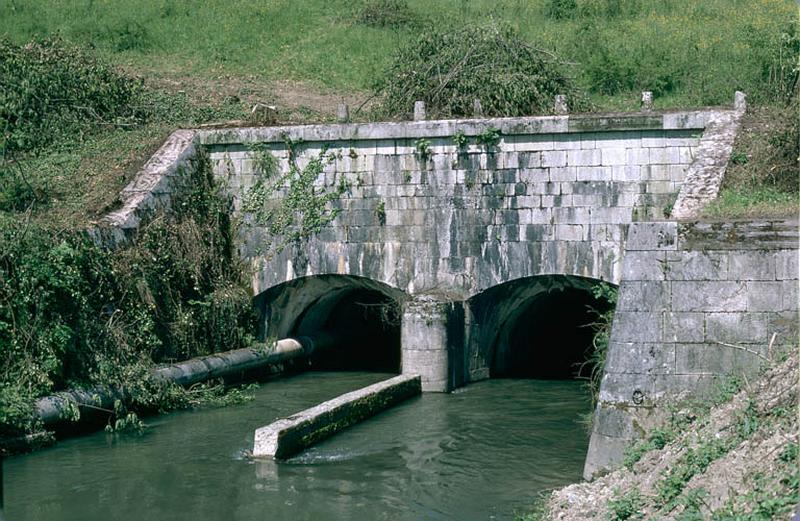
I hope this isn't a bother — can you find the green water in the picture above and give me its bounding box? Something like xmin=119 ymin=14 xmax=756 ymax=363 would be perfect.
xmin=5 ymin=372 xmax=591 ymax=521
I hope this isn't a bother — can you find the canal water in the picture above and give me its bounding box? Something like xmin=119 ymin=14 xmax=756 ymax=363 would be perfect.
xmin=5 ymin=372 xmax=591 ymax=521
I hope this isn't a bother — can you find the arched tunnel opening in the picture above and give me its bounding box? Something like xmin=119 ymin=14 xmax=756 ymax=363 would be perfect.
xmin=297 ymin=288 xmax=401 ymax=373
xmin=257 ymin=276 xmax=403 ymax=374
xmin=472 ymin=276 xmax=615 ymax=381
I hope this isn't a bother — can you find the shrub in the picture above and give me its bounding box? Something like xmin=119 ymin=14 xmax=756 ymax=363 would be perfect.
xmin=374 ymin=23 xmax=586 ymax=119
xmin=356 ymin=0 xmax=417 ymax=28
xmin=546 ymin=0 xmax=578 ymax=20
xmin=0 ymin=37 xmax=143 ymax=154
xmin=0 ymin=152 xmax=255 ymax=434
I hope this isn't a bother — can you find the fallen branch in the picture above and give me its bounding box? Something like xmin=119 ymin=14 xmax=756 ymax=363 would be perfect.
xmin=714 ymin=341 xmax=772 ymax=362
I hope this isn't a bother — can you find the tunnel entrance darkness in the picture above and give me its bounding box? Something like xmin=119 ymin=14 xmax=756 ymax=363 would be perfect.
xmin=494 ymin=286 xmax=611 ymax=378
xmin=298 ymin=288 xmax=401 ymax=373
xmin=470 ymin=276 xmax=615 ymax=380
xmin=256 ymin=276 xmax=404 ymax=374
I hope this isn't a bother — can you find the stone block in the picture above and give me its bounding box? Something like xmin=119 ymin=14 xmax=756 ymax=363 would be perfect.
xmin=665 ymin=250 xmax=728 ymax=280
xmin=519 ymin=168 xmax=548 ymax=183
xmin=626 ymin=148 xmax=650 ymax=165
xmin=769 ymin=311 xmax=799 ymax=345
xmin=671 ymin=281 xmax=747 ymax=312
xmin=729 ymin=251 xmax=776 ymax=280
xmin=782 ymin=280 xmax=798 ymax=311
xmin=554 ymin=224 xmax=584 ymax=241
xmin=576 ymin=166 xmax=612 ymax=181
xmin=645 ymin=164 xmax=670 ymax=181
xmin=611 ymin=311 xmax=662 ymax=343
xmin=625 ymin=222 xmax=678 ymax=251
xmin=519 ymin=151 xmax=542 ymax=169
xmin=602 ymin=130 xmax=643 ymax=149
xmin=663 ymin=312 xmax=705 ymax=342
xmin=648 ymin=147 xmax=670 ymax=164
xmin=590 ymin=207 xmax=632 ymax=225
xmin=641 ymin=130 xmax=666 ymax=147
xmin=579 ymin=133 xmax=597 ymax=149
xmin=567 ymin=149 xmax=602 ymax=166
xmin=611 ymin=166 xmax=642 ymax=182
xmin=592 ymin=403 xmax=638 ymax=439
xmin=675 ymin=344 xmax=736 ymax=375
xmin=604 ymin=342 xmax=676 ymax=375
xmin=775 ymin=250 xmax=799 ymax=280
xmin=541 ymin=150 xmax=567 ymax=167
xmin=252 ymin=374 xmax=422 ymax=459
xmin=553 ymin=133 xmax=584 ymax=150
xmin=746 ymin=281 xmax=784 ymax=311
xmin=512 ymin=134 xmax=553 ymax=152
xmin=601 ymin=147 xmax=627 ymax=166
xmin=617 ymin=281 xmax=669 ymax=312
xmin=705 ymin=312 xmax=769 ymax=344
xmin=654 ymin=373 xmax=715 ymax=398
xmin=598 ymin=372 xmax=655 ymax=404
xmin=622 ymin=250 xmax=667 ymax=280
xmin=549 ymin=167 xmax=577 ymax=182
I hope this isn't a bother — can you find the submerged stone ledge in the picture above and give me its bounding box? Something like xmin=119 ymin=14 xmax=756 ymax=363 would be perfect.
xmin=252 ymin=374 xmax=422 ymax=459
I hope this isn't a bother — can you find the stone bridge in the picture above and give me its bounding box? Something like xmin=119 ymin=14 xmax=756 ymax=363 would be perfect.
xmin=100 ymin=96 xmax=800 ymax=477
xmin=197 ymin=108 xmax=727 ymax=392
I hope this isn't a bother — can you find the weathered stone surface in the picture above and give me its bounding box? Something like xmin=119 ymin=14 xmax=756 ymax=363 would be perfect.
xmin=588 ymin=218 xmax=798 ymax=479
xmin=671 ymin=281 xmax=747 ymax=312
xmin=611 ymin=312 xmax=663 ymax=343
xmin=625 ymin=222 xmax=678 ymax=251
xmin=675 ymin=343 xmax=736 ymax=374
xmin=665 ymin=250 xmax=728 ymax=280
xmin=252 ymin=374 xmax=421 ymax=459
xmin=662 ymin=312 xmax=705 ymax=343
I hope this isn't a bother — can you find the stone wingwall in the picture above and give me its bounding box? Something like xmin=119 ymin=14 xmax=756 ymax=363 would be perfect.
xmin=584 ymin=219 xmax=800 ymax=478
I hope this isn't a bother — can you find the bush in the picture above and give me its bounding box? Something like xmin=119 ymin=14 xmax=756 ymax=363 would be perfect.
xmin=374 ymin=23 xmax=586 ymax=119
xmin=0 ymin=152 xmax=255 ymax=434
xmin=546 ymin=0 xmax=578 ymax=20
xmin=356 ymin=0 xmax=417 ymax=28
xmin=0 ymin=37 xmax=143 ymax=154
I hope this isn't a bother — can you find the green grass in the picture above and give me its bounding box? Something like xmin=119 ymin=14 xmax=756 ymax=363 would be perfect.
xmin=701 ymin=187 xmax=799 ymax=220
xmin=2 ymin=0 xmax=796 ymax=108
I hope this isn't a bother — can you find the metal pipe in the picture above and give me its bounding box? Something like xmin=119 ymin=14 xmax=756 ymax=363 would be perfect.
xmin=34 ymin=337 xmax=317 ymax=428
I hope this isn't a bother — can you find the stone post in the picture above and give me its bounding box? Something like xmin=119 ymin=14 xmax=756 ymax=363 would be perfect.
xmin=473 ymin=99 xmax=483 ymax=117
xmin=554 ymin=94 xmax=568 ymax=115
xmin=413 ymin=101 xmax=426 ymax=121
xmin=336 ymin=103 xmax=349 ymax=123
xmin=400 ymin=296 xmax=464 ymax=392
xmin=641 ymin=91 xmax=653 ymax=112
xmin=734 ymin=91 xmax=747 ymax=112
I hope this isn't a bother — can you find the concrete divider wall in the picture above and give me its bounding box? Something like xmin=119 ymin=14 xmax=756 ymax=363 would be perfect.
xmin=253 ymin=374 xmax=422 ymax=459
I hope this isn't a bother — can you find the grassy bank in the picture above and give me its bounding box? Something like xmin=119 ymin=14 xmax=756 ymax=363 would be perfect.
xmin=1 ymin=0 xmax=795 ymax=109
xmin=530 ymin=349 xmax=799 ymax=520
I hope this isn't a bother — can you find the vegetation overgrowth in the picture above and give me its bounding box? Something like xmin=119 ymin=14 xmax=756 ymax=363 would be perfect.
xmin=0 ymin=148 xmax=256 ymax=441
xmin=0 ymin=0 xmax=797 ymax=444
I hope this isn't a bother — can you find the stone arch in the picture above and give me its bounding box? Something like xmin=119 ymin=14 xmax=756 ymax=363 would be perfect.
xmin=466 ymin=275 xmax=615 ymax=379
xmin=254 ymin=275 xmax=408 ymax=373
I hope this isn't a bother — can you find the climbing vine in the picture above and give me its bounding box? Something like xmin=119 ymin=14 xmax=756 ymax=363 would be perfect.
xmin=241 ymin=142 xmax=347 ymax=254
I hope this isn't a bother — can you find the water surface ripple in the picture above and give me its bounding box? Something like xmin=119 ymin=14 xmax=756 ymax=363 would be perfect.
xmin=6 ymin=372 xmax=590 ymax=521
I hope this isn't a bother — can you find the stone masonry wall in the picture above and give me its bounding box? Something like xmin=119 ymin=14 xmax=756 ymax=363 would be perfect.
xmin=584 ymin=219 xmax=800 ymax=479
xmin=198 ymin=112 xmax=717 ymax=300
